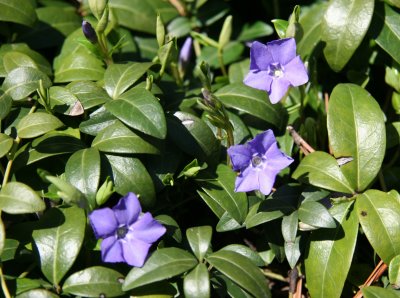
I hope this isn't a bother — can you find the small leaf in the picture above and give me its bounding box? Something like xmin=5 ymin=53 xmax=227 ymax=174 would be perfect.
xmin=284 ymin=236 xmax=301 ymax=269
xmin=218 ymin=15 xmax=233 ymax=49
xmin=0 ymin=91 xmax=12 ymax=120
xmin=186 ymin=226 xmax=212 ymax=262
xmin=282 ymin=211 xmax=298 ymax=243
xmin=32 ymin=206 xmax=86 ymax=285
xmin=184 ymin=263 xmax=210 ymax=298
xmin=63 ymin=266 xmax=124 ymax=297
xmin=298 ymin=201 xmax=336 ymax=228
xmin=0 ymin=133 xmax=14 ymax=158
xmin=17 ymin=112 xmax=64 ymax=139
xmin=389 ymin=255 xmax=400 ymax=289
xmin=0 ymin=182 xmax=45 ymax=214
xmin=206 ymin=250 xmax=270 ymax=298
xmin=123 ymin=247 xmax=197 ymax=291
xmin=356 ymin=189 xmax=400 ymax=264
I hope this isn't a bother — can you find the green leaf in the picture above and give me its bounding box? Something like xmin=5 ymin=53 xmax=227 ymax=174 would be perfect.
xmin=79 ymin=106 xmax=117 ymax=136
xmin=238 ymin=21 xmax=273 ymax=41
xmin=65 ymin=148 xmax=100 ymax=209
xmin=198 ymin=42 xmax=244 ymax=68
xmin=104 ymin=62 xmax=154 ymax=99
xmin=327 ymin=84 xmax=386 ymax=192
xmin=215 ymin=83 xmax=285 ymax=129
xmin=49 ymin=86 xmax=84 ymax=116
xmin=373 ymin=4 xmax=400 ymax=65
xmin=32 ymin=206 xmax=85 ymax=285
xmin=0 ymin=91 xmax=12 ymax=120
xmin=0 ymin=182 xmax=45 ymax=214
xmin=92 ymin=121 xmax=159 ymax=154
xmin=63 ymin=266 xmax=124 ymax=297
xmin=356 ymin=189 xmax=400 ymax=264
xmin=389 ymin=255 xmax=400 ymax=289
xmin=66 ymin=81 xmax=111 ymax=110
xmin=110 ymin=0 xmax=177 ymax=34
xmin=1 ymin=238 xmax=19 ymax=262
xmin=3 ymin=67 xmax=52 ymax=100
xmin=228 ymin=59 xmax=250 ymax=84
xmin=206 ymin=250 xmax=270 ymax=298
xmin=186 ymin=226 xmax=212 ymax=262
xmin=167 ymin=17 xmax=191 ymax=38
xmin=219 ymin=15 xmax=233 ymax=49
xmin=168 ymin=112 xmax=220 ymax=165
xmin=3 ymin=52 xmax=38 ymax=73
xmin=123 ymin=247 xmax=198 ymax=291
xmin=16 ymin=289 xmax=59 ymax=298
xmin=184 ymin=263 xmax=210 ymax=298
xmin=322 ymin=0 xmax=374 ymax=71
xmin=362 ymin=286 xmax=400 ymax=298
xmin=305 ymin=201 xmax=359 ymax=298
xmin=105 ymin=87 xmax=166 ymax=139
xmin=216 ymin=211 xmax=243 ymax=232
xmin=298 ymin=201 xmax=336 ymax=228
xmin=284 ymin=236 xmax=301 ymax=269
xmin=17 ymin=112 xmax=64 ymax=139
xmin=45 ymin=176 xmax=87 ymax=208
xmin=0 ymin=133 xmax=13 ymax=158
xmin=197 ymin=164 xmax=248 ymax=224
xmin=0 ymin=0 xmax=37 ymax=26
xmin=155 ymin=214 xmax=182 ymax=243
xmin=282 ymin=211 xmax=298 ymax=243
xmin=220 ymin=244 xmax=265 ymax=267
xmin=292 ymin=151 xmax=354 ymax=194
xmin=105 ymin=154 xmax=156 ymax=208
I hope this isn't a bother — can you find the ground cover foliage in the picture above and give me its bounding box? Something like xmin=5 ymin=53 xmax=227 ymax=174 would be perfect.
xmin=0 ymin=0 xmax=399 ymax=297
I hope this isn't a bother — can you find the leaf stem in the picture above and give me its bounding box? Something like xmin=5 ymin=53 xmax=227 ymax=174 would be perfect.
xmin=0 ymin=266 xmax=11 ymax=298
xmin=262 ymin=269 xmax=287 ymax=282
xmin=217 ymin=48 xmax=227 ymax=77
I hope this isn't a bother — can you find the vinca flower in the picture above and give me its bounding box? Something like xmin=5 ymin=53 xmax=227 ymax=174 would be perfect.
xmin=227 ymin=130 xmax=293 ymax=195
xmin=89 ymin=192 xmax=166 ymax=267
xmin=243 ymin=38 xmax=308 ymax=104
xmin=179 ymin=37 xmax=193 ymax=73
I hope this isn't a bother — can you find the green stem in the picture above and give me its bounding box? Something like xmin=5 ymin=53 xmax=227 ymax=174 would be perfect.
xmin=217 ymin=48 xmax=227 ymax=76
xmin=98 ymin=33 xmax=113 ymax=65
xmin=262 ymin=269 xmax=287 ymax=283
xmin=0 ymin=266 xmax=11 ymax=298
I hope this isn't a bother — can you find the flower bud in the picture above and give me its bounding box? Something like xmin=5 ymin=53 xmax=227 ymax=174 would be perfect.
xmin=82 ymin=20 xmax=97 ymax=43
xmin=88 ymin=0 xmax=107 ymax=20
xmin=96 ymin=177 xmax=114 ymax=206
xmin=178 ymin=37 xmax=192 ymax=74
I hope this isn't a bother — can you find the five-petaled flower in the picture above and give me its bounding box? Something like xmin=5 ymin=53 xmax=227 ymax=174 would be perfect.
xmin=89 ymin=192 xmax=166 ymax=267
xmin=227 ymin=130 xmax=293 ymax=195
xmin=243 ymin=38 xmax=308 ymax=104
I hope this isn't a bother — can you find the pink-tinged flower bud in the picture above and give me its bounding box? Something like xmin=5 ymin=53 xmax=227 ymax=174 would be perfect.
xmin=82 ymin=20 xmax=98 ymax=43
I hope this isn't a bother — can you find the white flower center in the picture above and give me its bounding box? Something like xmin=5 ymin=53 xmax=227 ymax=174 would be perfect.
xmin=268 ymin=63 xmax=284 ymax=78
xmin=251 ymin=155 xmax=263 ymax=167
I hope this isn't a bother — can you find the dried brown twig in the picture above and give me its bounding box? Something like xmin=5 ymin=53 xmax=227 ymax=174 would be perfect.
xmin=287 ymin=126 xmax=315 ymax=155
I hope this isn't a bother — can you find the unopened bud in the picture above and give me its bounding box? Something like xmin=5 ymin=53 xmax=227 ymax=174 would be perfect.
xmin=178 ymin=37 xmax=192 ymax=73
xmin=96 ymin=177 xmax=114 ymax=206
xmin=82 ymin=21 xmax=97 ymax=43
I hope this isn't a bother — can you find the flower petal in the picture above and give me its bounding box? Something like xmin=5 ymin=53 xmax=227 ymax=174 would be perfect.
xmin=89 ymin=208 xmax=118 ymax=238
xmin=268 ymin=78 xmax=291 ymax=104
xmin=265 ymin=142 xmax=294 ymax=171
xmin=235 ymin=167 xmax=260 ymax=193
xmin=121 ymin=237 xmax=152 ymax=267
xmin=131 ymin=212 xmax=166 ymax=243
xmin=227 ymin=144 xmax=252 ymax=171
xmin=283 ymin=56 xmax=309 ymax=87
xmin=243 ymin=70 xmax=273 ymax=92
xmin=113 ymin=192 xmax=141 ymax=226
xmin=257 ymin=169 xmax=276 ymax=195
xmin=101 ymin=236 xmax=125 ymax=263
xmin=249 ymin=130 xmax=276 ymax=156
xmin=267 ymin=38 xmax=297 ymax=65
xmin=249 ymin=41 xmax=274 ymax=70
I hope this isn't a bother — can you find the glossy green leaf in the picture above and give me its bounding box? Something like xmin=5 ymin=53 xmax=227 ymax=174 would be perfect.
xmin=155 ymin=214 xmax=182 ymax=243
xmin=362 ymin=286 xmax=400 ymax=298
xmin=216 ymin=211 xmax=243 ymax=232
xmin=16 ymin=289 xmax=59 ymax=298
xmin=65 ymin=148 xmax=100 ymax=209
xmin=32 ymin=206 xmax=85 ymax=285
xmin=0 ymin=182 xmax=45 ymax=214
xmin=228 ymin=59 xmax=250 ymax=84
xmin=197 ymin=164 xmax=248 ymax=224
xmin=0 ymin=0 xmax=37 ymax=26
xmin=305 ymin=201 xmax=358 ymax=298
xmin=0 ymin=91 xmax=12 ymax=120
xmin=198 ymin=42 xmax=244 ymax=68
xmin=356 ymin=189 xmax=400 ymax=264
xmin=0 ymin=133 xmax=13 ymax=158
xmin=221 ymin=244 xmax=265 ymax=267
xmin=373 ymin=4 xmax=400 ymax=65
xmin=3 ymin=67 xmax=51 ymax=100
xmin=238 ymin=21 xmax=273 ymax=41
xmin=92 ymin=121 xmax=159 ymax=154
xmin=167 ymin=17 xmax=191 ymax=38
xmin=123 ymin=247 xmax=198 ymax=290
xmin=79 ymin=106 xmax=117 ymax=136
xmin=299 ymin=201 xmax=336 ymax=228
xmin=63 ymin=266 xmax=124 ymax=297
xmin=186 ymin=226 xmax=212 ymax=262
xmin=168 ymin=112 xmax=220 ymax=165
xmin=215 ymin=83 xmax=285 ymax=129
xmin=206 ymin=250 xmax=270 ymax=298
xmin=322 ymin=0 xmax=374 ymax=71
xmin=327 ymin=84 xmax=386 ymax=192
xmin=282 ymin=211 xmax=298 ymax=243
xmin=17 ymin=112 xmax=64 ymax=139
xmin=389 ymin=255 xmax=400 ymax=289
xmin=3 ymin=52 xmax=38 ymax=73
xmin=104 ymin=62 xmax=154 ymax=99
xmin=284 ymin=236 xmax=301 ymax=269
xmin=1 ymin=238 xmax=19 ymax=262
xmin=105 ymin=154 xmax=156 ymax=208
xmin=66 ymin=81 xmax=111 ymax=109
xmin=45 ymin=176 xmax=87 ymax=208
xmin=105 ymin=87 xmax=166 ymax=139
xmin=184 ymin=263 xmax=210 ymax=298
xmin=49 ymin=86 xmax=84 ymax=116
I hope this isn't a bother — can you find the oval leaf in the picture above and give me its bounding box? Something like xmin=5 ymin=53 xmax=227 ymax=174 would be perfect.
xmin=389 ymin=255 xmax=400 ymax=289
xmin=183 ymin=263 xmax=210 ymax=298
xmin=32 ymin=206 xmax=86 ymax=285
xmin=327 ymin=84 xmax=386 ymax=192
xmin=123 ymin=247 xmax=197 ymax=291
xmin=0 ymin=0 xmax=37 ymax=27
xmin=186 ymin=226 xmax=212 ymax=262
xmin=206 ymin=250 xmax=270 ymax=298
xmin=0 ymin=182 xmax=45 ymax=214
xmin=17 ymin=112 xmax=64 ymax=139
xmin=298 ymin=201 xmax=336 ymax=229
xmin=362 ymin=286 xmax=400 ymax=298
xmin=63 ymin=266 xmax=124 ymax=297
xmin=356 ymin=189 xmax=400 ymax=264
xmin=0 ymin=133 xmax=13 ymax=158
xmin=305 ymin=201 xmax=359 ymax=298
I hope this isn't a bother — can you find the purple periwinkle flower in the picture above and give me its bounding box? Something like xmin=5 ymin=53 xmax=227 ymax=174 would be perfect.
xmin=179 ymin=37 xmax=193 ymax=72
xmin=82 ymin=20 xmax=98 ymax=43
xmin=243 ymin=38 xmax=308 ymax=104
xmin=227 ymin=130 xmax=293 ymax=195
xmin=89 ymin=192 xmax=166 ymax=267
